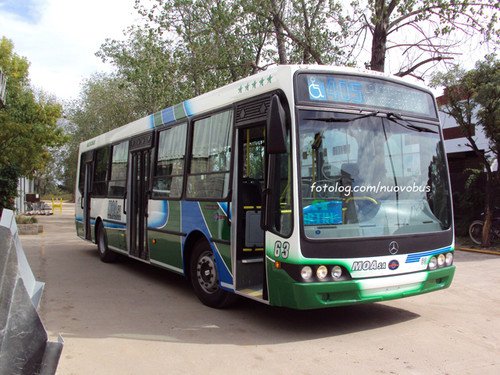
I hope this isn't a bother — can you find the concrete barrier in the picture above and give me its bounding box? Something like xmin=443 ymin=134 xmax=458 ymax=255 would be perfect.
xmin=0 ymin=209 xmax=63 ymax=375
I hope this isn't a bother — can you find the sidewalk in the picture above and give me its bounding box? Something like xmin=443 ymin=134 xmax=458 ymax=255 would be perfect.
xmin=455 ymin=237 xmax=500 ymax=256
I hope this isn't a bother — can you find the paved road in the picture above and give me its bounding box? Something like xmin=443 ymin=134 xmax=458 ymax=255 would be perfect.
xmin=20 ymin=204 xmax=499 ymax=375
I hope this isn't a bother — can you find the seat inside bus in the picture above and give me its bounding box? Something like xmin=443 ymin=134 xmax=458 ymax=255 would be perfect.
xmin=241 ymin=179 xmax=264 ymax=249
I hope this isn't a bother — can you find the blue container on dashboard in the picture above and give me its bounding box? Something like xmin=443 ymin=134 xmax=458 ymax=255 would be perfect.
xmin=303 ymin=200 xmax=343 ymax=225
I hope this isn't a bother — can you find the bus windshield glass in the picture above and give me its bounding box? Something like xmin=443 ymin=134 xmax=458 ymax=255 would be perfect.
xmin=297 ymin=73 xmax=437 ymax=118
xmin=299 ymin=110 xmax=451 ymax=239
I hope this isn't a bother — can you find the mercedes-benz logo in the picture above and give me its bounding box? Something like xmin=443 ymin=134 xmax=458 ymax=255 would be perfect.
xmin=389 ymin=241 xmax=399 ymax=255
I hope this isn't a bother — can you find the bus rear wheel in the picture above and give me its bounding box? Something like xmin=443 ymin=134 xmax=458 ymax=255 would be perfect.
xmin=189 ymin=240 xmax=234 ymax=308
xmin=97 ymin=222 xmax=118 ymax=263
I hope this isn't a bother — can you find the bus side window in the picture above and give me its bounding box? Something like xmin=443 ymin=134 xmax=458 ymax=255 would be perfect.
xmin=92 ymin=146 xmax=110 ymax=197
xmin=187 ymin=110 xmax=233 ymax=200
xmin=153 ymin=123 xmax=187 ymax=199
xmin=108 ymin=141 xmax=129 ymax=198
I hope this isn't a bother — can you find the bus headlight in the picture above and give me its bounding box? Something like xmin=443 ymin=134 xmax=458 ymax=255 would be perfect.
xmin=331 ymin=265 xmax=343 ymax=280
xmin=437 ymin=254 xmax=445 ymax=267
xmin=316 ymin=265 xmax=328 ymax=280
xmin=301 ymin=266 xmax=313 ymax=280
xmin=445 ymin=252 xmax=453 ymax=266
xmin=428 ymin=256 xmax=437 ymax=270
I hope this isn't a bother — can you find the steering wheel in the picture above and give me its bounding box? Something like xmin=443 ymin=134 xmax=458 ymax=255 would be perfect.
xmin=344 ymin=196 xmax=380 ymax=222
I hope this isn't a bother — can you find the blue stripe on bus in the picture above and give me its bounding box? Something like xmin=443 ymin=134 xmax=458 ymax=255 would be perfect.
xmin=104 ymin=221 xmax=127 ymax=229
xmin=405 ymin=246 xmax=453 ymax=263
xmin=161 ymin=106 xmax=176 ymax=124
xmin=181 ymin=201 xmax=233 ymax=287
xmin=183 ymin=100 xmax=193 ymax=116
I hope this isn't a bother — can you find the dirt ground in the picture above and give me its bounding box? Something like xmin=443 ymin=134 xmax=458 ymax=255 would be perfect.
xmin=19 ymin=203 xmax=500 ymax=375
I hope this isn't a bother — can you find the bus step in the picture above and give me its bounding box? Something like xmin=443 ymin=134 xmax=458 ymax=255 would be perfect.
xmin=239 ymin=286 xmax=263 ymax=299
xmin=241 ymin=257 xmax=263 ymax=264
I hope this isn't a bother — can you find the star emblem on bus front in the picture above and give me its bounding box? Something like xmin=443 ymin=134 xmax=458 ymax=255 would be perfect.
xmin=389 ymin=241 xmax=399 ymax=255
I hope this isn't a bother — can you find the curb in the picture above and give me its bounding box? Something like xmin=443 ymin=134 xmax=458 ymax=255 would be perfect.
xmin=455 ymin=247 xmax=500 ymax=256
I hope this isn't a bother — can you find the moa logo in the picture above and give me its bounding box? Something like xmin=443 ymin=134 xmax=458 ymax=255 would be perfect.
xmin=352 ymin=260 xmax=387 ymax=271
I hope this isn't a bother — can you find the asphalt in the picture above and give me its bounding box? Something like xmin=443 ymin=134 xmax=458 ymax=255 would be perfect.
xmin=18 ymin=203 xmax=500 ymax=375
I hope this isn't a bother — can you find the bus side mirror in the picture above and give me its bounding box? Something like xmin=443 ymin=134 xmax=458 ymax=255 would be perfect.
xmin=266 ymin=95 xmax=287 ymax=154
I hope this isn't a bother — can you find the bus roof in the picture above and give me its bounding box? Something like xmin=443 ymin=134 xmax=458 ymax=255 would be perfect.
xmin=78 ymin=65 xmax=433 ymax=152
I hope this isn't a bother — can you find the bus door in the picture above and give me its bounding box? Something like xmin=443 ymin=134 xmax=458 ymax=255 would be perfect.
xmin=81 ymin=151 xmax=94 ymax=241
xmin=233 ymin=94 xmax=292 ymax=302
xmin=127 ymin=132 xmax=154 ymax=261
xmin=234 ymin=124 xmax=267 ymax=300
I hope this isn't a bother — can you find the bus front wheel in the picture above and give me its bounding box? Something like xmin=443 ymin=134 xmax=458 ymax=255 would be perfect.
xmin=97 ymin=222 xmax=118 ymax=263
xmin=189 ymin=240 xmax=234 ymax=308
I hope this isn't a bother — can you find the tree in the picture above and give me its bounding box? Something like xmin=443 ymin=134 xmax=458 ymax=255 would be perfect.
xmin=132 ymin=0 xmax=498 ymax=81
xmin=97 ymin=27 xmax=183 ymax=114
xmin=353 ymin=0 xmax=499 ymax=77
xmin=0 ymin=37 xmax=66 ymax=208
xmin=431 ymin=56 xmax=499 ymax=246
xmin=62 ymin=73 xmax=142 ymax=194
xmin=0 ymin=164 xmax=20 ymax=213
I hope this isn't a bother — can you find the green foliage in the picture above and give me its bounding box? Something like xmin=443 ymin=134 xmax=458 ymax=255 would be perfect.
xmin=0 ymin=37 xmax=66 ymax=177
xmin=61 ymin=73 xmax=143 ymax=194
xmin=469 ymin=55 xmax=500 ymax=162
xmin=0 ymin=164 xmax=20 ymax=211
xmin=432 ymin=56 xmax=499 ymax=243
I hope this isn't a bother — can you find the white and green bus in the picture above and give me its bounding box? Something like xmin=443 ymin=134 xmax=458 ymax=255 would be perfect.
xmin=75 ymin=65 xmax=455 ymax=309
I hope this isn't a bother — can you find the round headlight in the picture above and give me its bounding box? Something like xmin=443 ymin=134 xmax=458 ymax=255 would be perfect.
xmin=437 ymin=254 xmax=446 ymax=267
xmin=301 ymin=266 xmax=313 ymax=280
xmin=316 ymin=265 xmax=328 ymax=280
xmin=445 ymin=252 xmax=453 ymax=266
xmin=331 ymin=265 xmax=343 ymax=280
xmin=428 ymin=256 xmax=437 ymax=270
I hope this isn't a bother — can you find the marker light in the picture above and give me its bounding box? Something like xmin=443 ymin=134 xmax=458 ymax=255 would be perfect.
xmin=316 ymin=265 xmax=328 ymax=280
xmin=301 ymin=266 xmax=313 ymax=280
xmin=428 ymin=256 xmax=438 ymax=270
xmin=445 ymin=252 xmax=454 ymax=266
xmin=331 ymin=265 xmax=343 ymax=280
xmin=437 ymin=254 xmax=446 ymax=267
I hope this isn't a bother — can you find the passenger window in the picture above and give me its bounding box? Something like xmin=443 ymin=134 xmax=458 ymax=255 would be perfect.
xmin=187 ymin=110 xmax=233 ymax=199
xmin=92 ymin=147 xmax=110 ymax=196
xmin=108 ymin=141 xmax=129 ymax=197
xmin=153 ymin=123 xmax=187 ymax=198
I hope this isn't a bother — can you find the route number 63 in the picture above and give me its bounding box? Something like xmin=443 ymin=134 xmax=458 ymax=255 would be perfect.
xmin=274 ymin=241 xmax=290 ymax=259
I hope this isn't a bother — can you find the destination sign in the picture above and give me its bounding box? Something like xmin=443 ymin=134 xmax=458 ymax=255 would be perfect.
xmin=298 ymin=74 xmax=437 ymax=118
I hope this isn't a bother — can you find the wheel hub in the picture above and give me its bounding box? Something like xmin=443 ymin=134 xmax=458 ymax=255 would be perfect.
xmin=197 ymin=252 xmax=218 ymax=294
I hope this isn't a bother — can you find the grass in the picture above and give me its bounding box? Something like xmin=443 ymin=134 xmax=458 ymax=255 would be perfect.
xmin=16 ymin=215 xmax=38 ymax=224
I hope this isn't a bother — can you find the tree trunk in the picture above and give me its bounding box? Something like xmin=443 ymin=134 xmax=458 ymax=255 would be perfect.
xmin=481 ymin=170 xmax=494 ymax=247
xmin=370 ymin=25 xmax=387 ymax=71
xmin=273 ymin=14 xmax=287 ymax=64
xmin=370 ymin=0 xmax=389 ymax=72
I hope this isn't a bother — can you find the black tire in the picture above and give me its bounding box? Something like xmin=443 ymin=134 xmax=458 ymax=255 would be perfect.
xmin=97 ymin=222 xmax=118 ymax=263
xmin=469 ymin=220 xmax=484 ymax=245
xmin=189 ymin=240 xmax=235 ymax=308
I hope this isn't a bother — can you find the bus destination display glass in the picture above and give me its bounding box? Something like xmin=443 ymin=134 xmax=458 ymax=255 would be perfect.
xmin=299 ymin=74 xmax=437 ymax=118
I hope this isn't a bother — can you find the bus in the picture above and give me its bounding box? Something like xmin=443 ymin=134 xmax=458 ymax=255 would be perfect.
xmin=75 ymin=65 xmax=455 ymax=309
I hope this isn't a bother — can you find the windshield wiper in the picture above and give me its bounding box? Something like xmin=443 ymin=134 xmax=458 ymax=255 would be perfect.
xmin=305 ymin=111 xmax=379 ymax=123
xmin=385 ymin=113 xmax=438 ymax=134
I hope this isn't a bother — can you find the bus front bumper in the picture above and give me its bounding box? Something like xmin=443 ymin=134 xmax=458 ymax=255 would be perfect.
xmin=268 ymin=266 xmax=455 ymax=310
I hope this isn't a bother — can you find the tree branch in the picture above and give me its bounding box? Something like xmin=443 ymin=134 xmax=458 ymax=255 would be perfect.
xmin=396 ymin=56 xmax=454 ymax=77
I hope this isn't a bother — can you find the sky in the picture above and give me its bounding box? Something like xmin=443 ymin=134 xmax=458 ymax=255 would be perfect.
xmin=0 ymin=0 xmax=495 ymax=102
xmin=0 ymin=0 xmax=138 ymax=101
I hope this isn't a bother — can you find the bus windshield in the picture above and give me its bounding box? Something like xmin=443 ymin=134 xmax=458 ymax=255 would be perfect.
xmin=299 ymin=110 xmax=451 ymax=239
